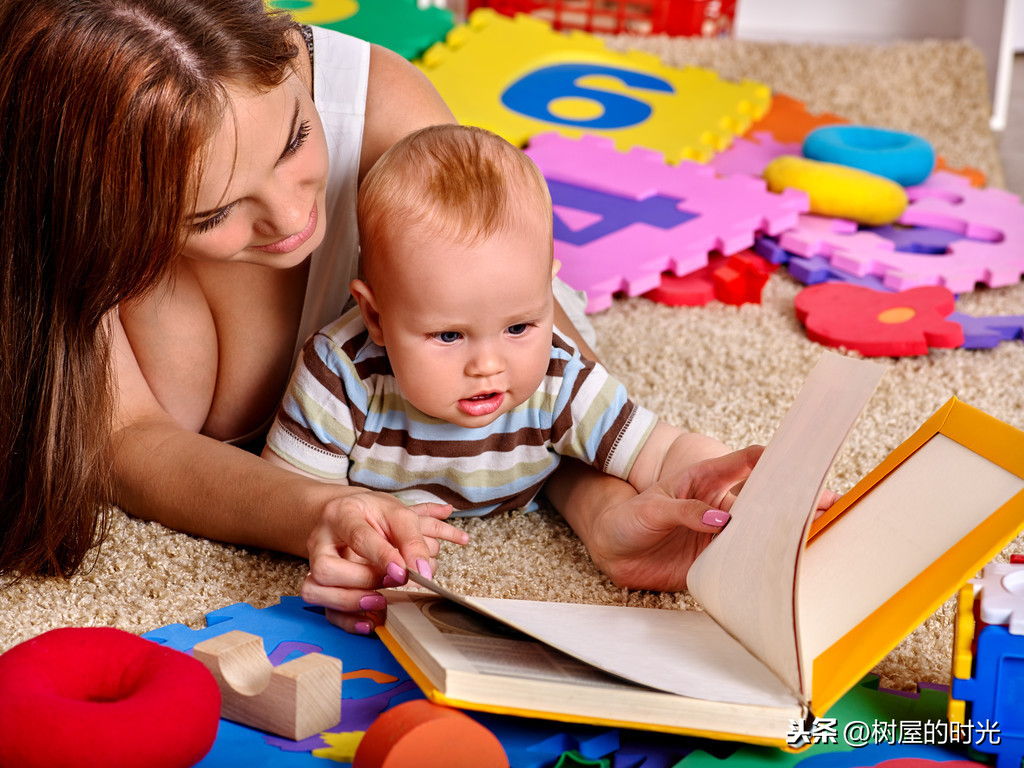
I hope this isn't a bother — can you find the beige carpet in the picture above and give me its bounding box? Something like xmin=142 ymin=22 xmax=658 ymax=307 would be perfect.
xmin=3 ymin=36 xmax=1022 ymax=704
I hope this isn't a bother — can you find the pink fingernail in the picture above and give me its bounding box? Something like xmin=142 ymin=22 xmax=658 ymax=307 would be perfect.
xmin=360 ymin=594 xmax=387 ymax=611
xmin=382 ymin=575 xmax=401 ymax=588
xmin=354 ymin=621 xmax=373 ymax=635
xmin=416 ymin=559 xmax=433 ymax=580
xmin=386 ymin=562 xmax=407 ymax=584
xmin=702 ymin=509 xmax=731 ymax=527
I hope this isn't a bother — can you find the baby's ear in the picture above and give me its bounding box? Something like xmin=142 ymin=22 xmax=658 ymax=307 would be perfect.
xmin=349 ymin=278 xmax=386 ymax=346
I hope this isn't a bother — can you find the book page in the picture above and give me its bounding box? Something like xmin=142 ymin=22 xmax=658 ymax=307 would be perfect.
xmin=406 ymin=573 xmax=800 ymax=708
xmin=384 ymin=591 xmax=806 ymax=740
xmin=685 ymin=352 xmax=884 ymax=702
xmin=799 ymin=433 xmax=1024 ymax=658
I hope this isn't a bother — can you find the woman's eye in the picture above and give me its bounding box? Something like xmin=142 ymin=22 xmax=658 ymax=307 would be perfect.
xmin=506 ymin=323 xmax=529 ymax=336
xmin=192 ymin=206 xmax=232 ymax=234
xmin=435 ymin=331 xmax=462 ymax=343
xmin=284 ymin=120 xmax=311 ymax=157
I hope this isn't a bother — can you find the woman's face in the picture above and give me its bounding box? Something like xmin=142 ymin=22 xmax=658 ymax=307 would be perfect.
xmin=183 ymin=71 xmax=330 ymax=269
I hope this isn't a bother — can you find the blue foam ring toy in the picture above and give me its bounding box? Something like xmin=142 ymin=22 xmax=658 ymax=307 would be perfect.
xmin=802 ymin=125 xmax=935 ymax=187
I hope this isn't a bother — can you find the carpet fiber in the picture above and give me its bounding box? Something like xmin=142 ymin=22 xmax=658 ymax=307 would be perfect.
xmin=3 ymin=35 xmax=1022 ymax=701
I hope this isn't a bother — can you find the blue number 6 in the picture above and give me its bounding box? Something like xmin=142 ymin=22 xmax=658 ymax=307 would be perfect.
xmin=501 ymin=63 xmax=673 ymax=130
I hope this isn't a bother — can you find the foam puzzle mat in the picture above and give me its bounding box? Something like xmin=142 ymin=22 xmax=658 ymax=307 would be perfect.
xmin=270 ymin=0 xmax=453 ymax=60
xmin=146 ymin=599 xmax=993 ymax=767
xmin=417 ymin=9 xmax=770 ymax=163
xmin=525 ymin=131 xmax=806 ymax=312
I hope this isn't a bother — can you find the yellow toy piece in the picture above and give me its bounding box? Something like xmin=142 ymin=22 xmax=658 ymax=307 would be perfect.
xmin=417 ymin=9 xmax=770 ymax=163
xmin=764 ymin=155 xmax=908 ymax=226
xmin=948 ymin=583 xmax=975 ymax=725
xmin=279 ymin=0 xmax=359 ymax=26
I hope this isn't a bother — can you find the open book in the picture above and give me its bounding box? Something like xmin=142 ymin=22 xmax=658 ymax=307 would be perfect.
xmin=378 ymin=352 xmax=1024 ymax=747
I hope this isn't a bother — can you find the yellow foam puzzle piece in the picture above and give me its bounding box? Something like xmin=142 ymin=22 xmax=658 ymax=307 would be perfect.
xmin=311 ymin=730 xmax=365 ymax=762
xmin=417 ymin=9 xmax=770 ymax=163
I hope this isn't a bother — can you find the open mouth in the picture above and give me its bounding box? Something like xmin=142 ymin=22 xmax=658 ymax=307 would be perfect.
xmin=458 ymin=391 xmax=504 ymax=417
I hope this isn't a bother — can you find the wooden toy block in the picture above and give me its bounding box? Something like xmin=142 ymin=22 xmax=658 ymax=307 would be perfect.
xmin=417 ymin=9 xmax=770 ymax=163
xmin=352 ymin=699 xmax=509 ymax=767
xmin=193 ymin=629 xmax=342 ymax=741
xmin=525 ymin=131 xmax=806 ymax=312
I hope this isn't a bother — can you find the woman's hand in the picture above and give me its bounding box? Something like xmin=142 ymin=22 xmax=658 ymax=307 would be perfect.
xmin=549 ymin=446 xmax=765 ymax=593
xmin=300 ymin=490 xmax=468 ymax=634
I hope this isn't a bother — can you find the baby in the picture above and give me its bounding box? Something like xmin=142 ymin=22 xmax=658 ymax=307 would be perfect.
xmin=263 ymin=124 xmax=732 ymax=524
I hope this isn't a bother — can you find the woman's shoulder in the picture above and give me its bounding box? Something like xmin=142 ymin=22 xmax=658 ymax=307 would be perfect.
xmin=359 ymin=42 xmax=454 ymax=178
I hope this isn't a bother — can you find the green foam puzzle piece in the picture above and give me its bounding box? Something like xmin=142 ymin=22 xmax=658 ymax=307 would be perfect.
xmin=271 ymin=0 xmax=453 ymax=60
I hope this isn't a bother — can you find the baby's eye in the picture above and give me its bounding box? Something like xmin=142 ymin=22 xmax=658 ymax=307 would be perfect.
xmin=434 ymin=331 xmax=462 ymax=343
xmin=506 ymin=323 xmax=530 ymax=336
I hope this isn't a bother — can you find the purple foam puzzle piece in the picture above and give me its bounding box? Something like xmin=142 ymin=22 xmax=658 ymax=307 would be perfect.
xmin=787 ymin=253 xmax=894 ymax=291
xmin=524 ymin=132 xmax=808 ymax=312
xmin=866 ymin=223 xmax=966 ymax=253
xmin=754 ymin=235 xmax=790 ymax=265
xmin=949 ymin=312 xmax=1024 ymax=349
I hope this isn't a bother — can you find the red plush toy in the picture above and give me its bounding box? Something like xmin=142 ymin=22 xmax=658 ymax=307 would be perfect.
xmin=0 ymin=627 xmax=221 ymax=768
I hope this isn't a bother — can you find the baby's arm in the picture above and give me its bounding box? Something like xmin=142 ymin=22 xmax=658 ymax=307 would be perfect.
xmin=627 ymin=422 xmax=731 ymax=494
xmin=261 ymin=444 xmax=349 ymax=483
xmin=626 ymin=421 xmax=839 ymax=514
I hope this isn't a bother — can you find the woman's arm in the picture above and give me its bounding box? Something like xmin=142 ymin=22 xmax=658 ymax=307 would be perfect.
xmin=108 ymin=314 xmax=466 ymax=627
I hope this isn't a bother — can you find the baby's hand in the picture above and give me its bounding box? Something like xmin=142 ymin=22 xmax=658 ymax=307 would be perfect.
xmin=301 ymin=490 xmax=468 ymax=634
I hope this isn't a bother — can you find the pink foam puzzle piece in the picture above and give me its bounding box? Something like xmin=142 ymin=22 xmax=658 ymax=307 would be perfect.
xmin=777 ymin=214 xmax=896 ymax=270
xmin=707 ymin=131 xmax=802 ymax=178
xmin=525 ymin=132 xmax=808 ymax=312
xmin=802 ymin=172 xmax=1024 ymax=292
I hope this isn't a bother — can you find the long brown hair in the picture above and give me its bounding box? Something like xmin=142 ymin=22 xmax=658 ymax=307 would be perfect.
xmin=0 ymin=0 xmax=298 ymax=578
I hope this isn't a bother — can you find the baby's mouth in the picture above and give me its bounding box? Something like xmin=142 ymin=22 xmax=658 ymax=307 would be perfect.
xmin=458 ymin=391 xmax=504 ymax=417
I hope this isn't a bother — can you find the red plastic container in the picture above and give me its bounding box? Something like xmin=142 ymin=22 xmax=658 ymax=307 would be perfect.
xmin=464 ymin=0 xmax=737 ymax=36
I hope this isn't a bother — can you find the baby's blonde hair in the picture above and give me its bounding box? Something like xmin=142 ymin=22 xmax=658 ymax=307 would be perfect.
xmin=357 ymin=124 xmax=552 ymax=280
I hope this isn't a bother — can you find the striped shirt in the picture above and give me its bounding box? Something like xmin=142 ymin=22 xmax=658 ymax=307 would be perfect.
xmin=266 ymin=307 xmax=658 ymax=516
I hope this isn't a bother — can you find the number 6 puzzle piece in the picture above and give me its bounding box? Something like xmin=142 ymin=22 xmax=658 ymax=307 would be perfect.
xmin=526 ymin=132 xmax=807 ymax=312
xmin=418 ymin=9 xmax=770 ymax=163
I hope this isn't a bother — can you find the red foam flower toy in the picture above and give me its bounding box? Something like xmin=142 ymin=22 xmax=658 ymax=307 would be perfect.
xmin=794 ymin=283 xmax=964 ymax=356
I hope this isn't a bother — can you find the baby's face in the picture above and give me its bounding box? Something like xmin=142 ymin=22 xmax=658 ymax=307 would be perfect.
xmin=372 ymin=205 xmax=555 ymax=428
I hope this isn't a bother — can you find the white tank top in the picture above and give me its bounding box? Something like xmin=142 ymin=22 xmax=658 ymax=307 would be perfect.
xmin=294 ymin=27 xmax=370 ymax=364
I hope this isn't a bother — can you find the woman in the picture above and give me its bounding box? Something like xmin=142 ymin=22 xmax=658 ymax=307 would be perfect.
xmin=0 ymin=0 xmax=761 ymax=634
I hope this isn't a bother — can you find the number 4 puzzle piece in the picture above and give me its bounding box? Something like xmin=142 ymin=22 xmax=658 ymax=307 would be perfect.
xmin=526 ymin=132 xmax=807 ymax=312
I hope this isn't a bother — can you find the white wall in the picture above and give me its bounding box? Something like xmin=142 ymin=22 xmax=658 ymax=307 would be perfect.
xmin=1015 ymin=0 xmax=1024 ymax=49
